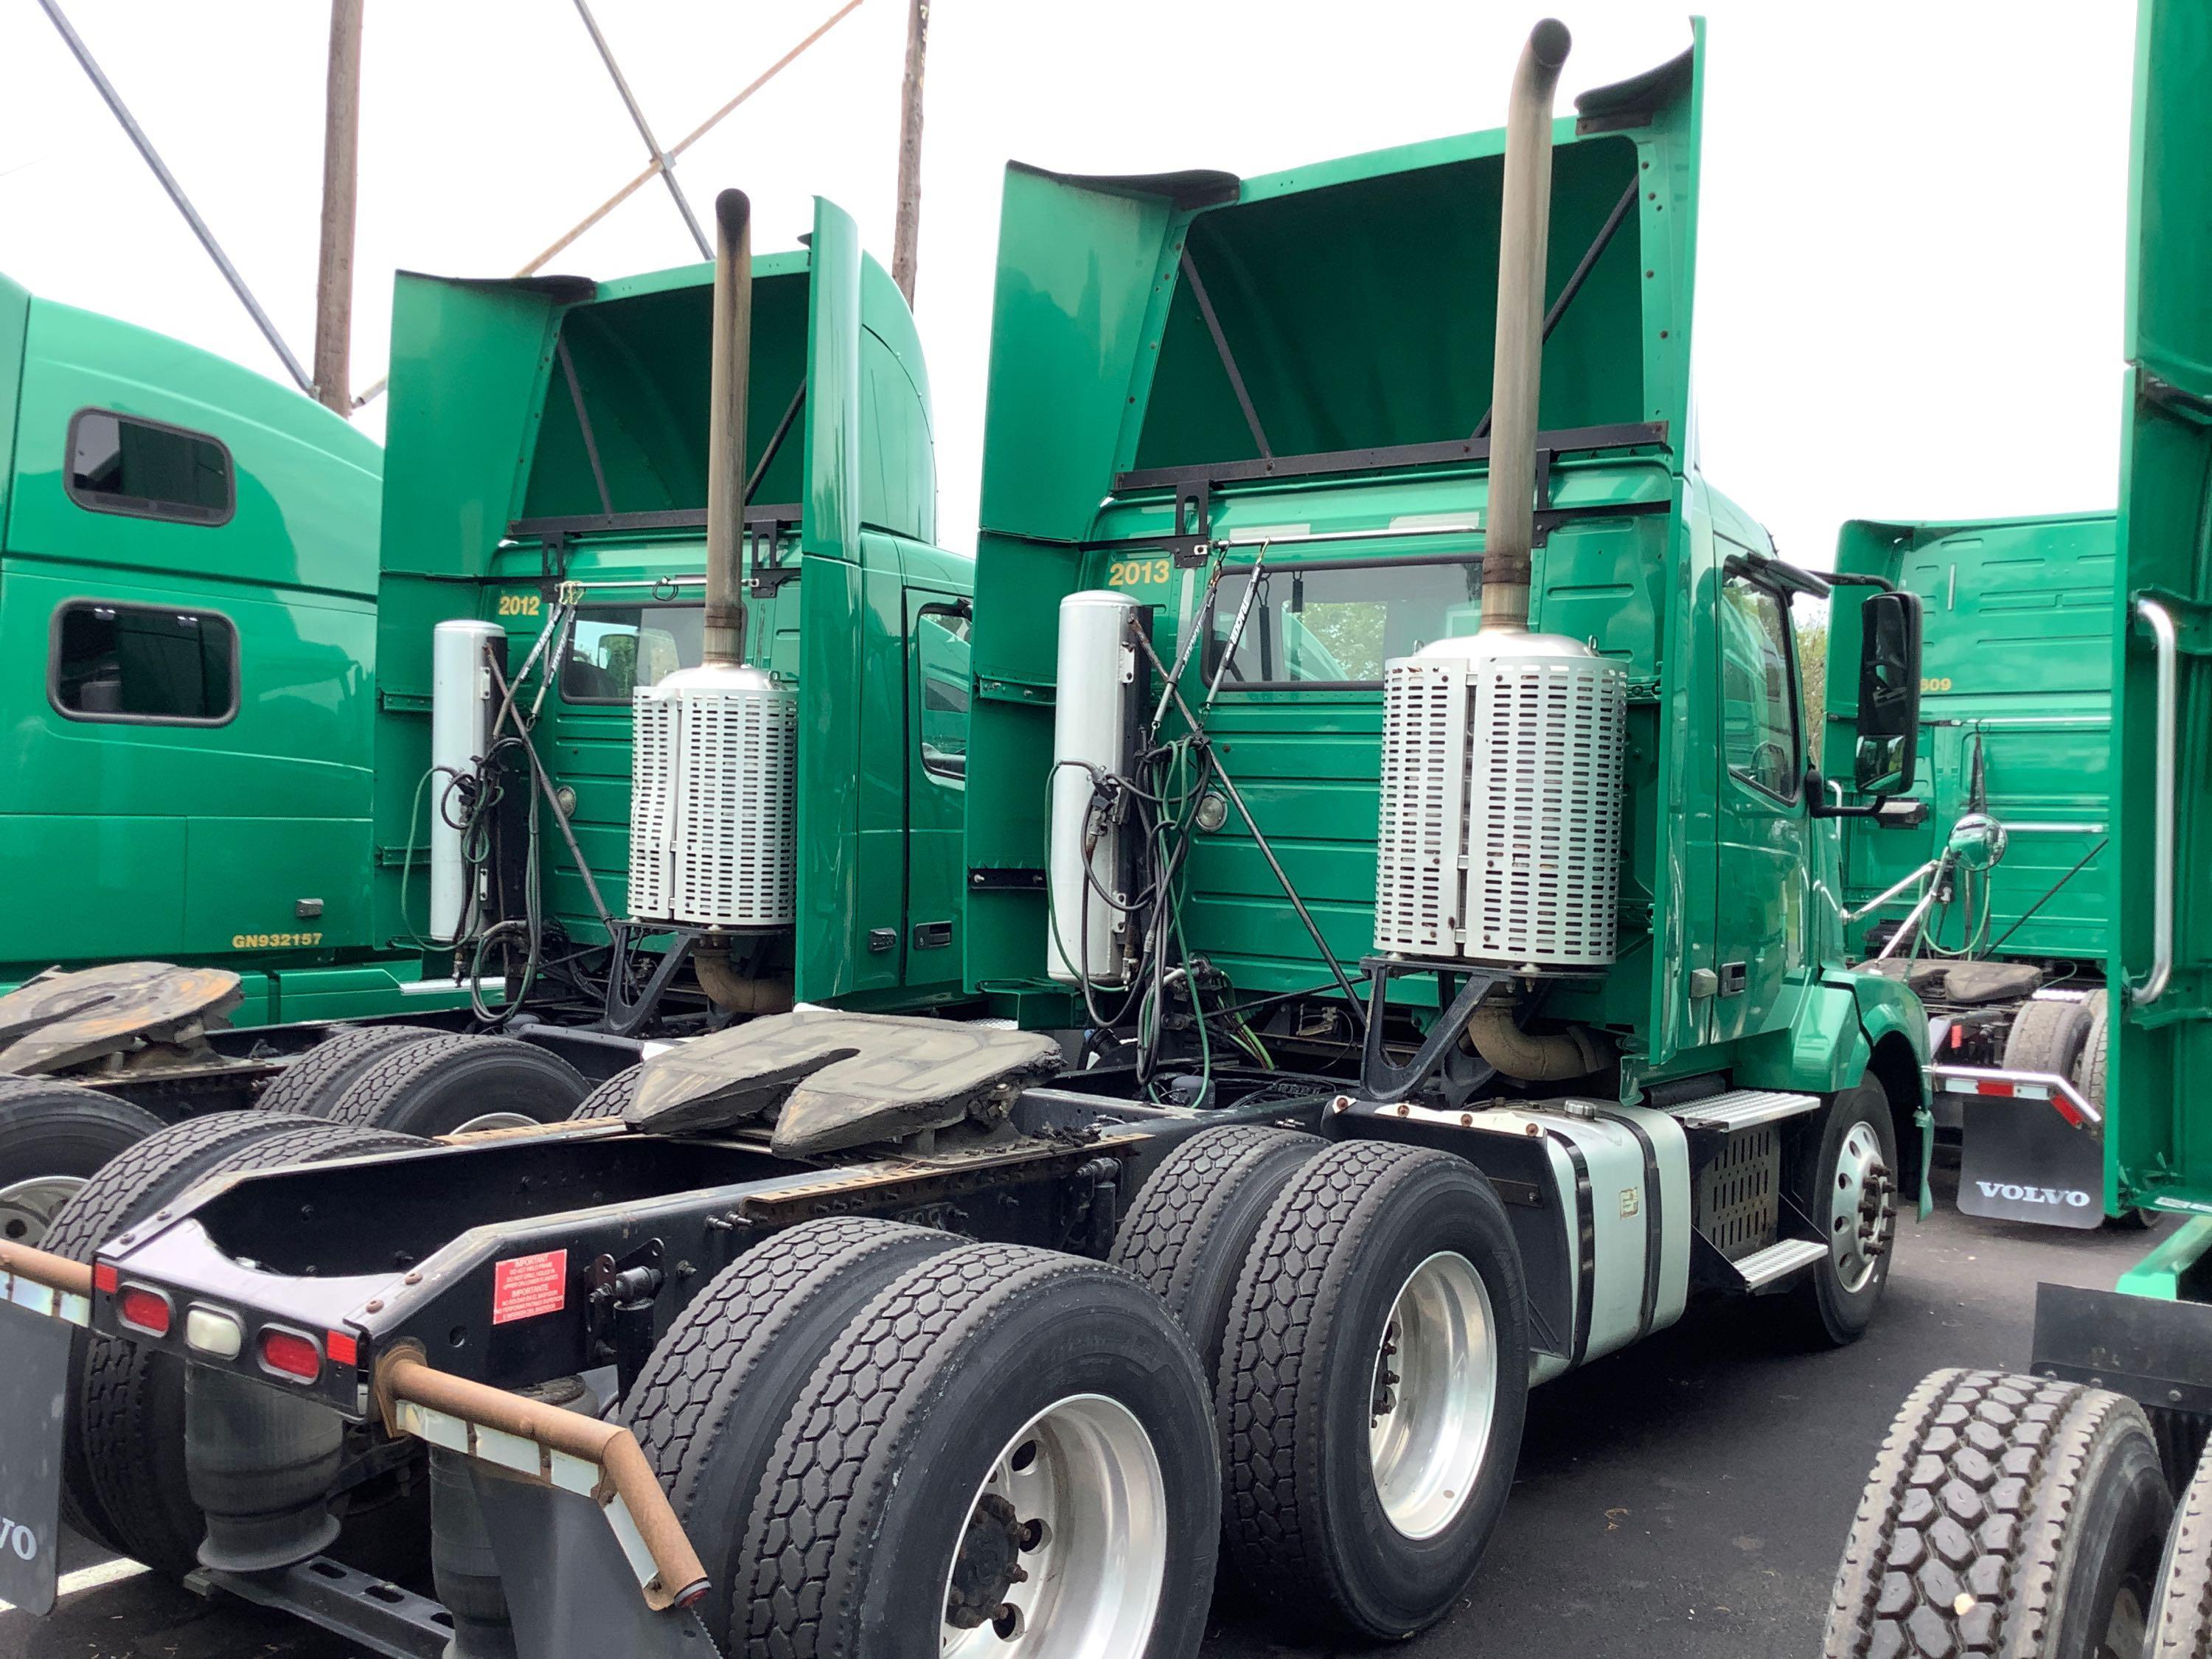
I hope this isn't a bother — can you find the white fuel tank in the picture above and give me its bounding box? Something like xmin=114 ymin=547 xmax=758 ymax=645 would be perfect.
xmin=1046 ymin=591 xmax=1141 ymax=985
xmin=627 ymin=662 xmax=798 ymax=928
xmin=430 ymin=620 xmax=505 ymax=942
xmin=1374 ymin=631 xmax=1627 ymax=970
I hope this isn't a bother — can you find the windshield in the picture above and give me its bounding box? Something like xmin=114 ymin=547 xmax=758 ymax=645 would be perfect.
xmin=1205 ymin=556 xmax=1483 ymax=688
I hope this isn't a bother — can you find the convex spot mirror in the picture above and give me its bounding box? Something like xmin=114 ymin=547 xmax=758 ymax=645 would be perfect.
xmin=1852 ymin=589 xmax=1923 ymax=796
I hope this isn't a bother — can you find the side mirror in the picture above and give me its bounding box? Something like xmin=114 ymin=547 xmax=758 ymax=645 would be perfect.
xmin=1851 ymin=590 xmax=1922 ymax=796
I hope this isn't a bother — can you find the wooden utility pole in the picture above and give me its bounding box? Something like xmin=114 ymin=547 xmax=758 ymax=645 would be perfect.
xmin=891 ymin=0 xmax=927 ymax=305
xmin=313 ymin=0 xmax=365 ymax=414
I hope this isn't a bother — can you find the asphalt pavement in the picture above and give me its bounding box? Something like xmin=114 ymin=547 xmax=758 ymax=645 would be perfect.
xmin=0 ymin=1160 xmax=2171 ymax=1659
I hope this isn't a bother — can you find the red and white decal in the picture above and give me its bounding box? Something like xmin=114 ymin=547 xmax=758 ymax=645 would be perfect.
xmin=491 ymin=1249 xmax=568 ymax=1325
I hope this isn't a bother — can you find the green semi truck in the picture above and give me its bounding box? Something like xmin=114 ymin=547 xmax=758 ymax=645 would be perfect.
xmin=0 ymin=198 xmax=984 ymax=1243
xmin=1831 ymin=511 xmax=2132 ymax=1226
xmin=0 ymin=22 xmax=1944 ymax=1658
xmin=1824 ymin=1 xmax=2212 ymax=1650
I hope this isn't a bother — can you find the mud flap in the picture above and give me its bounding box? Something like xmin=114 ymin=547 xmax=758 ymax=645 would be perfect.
xmin=1957 ymin=1095 xmax=2104 ymax=1228
xmin=474 ymin=1468 xmax=719 ymax=1659
xmin=0 ymin=1304 xmax=74 ymax=1615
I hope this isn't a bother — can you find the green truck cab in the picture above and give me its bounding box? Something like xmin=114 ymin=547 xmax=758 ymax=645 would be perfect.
xmin=1825 ymin=3 xmax=2212 ymax=1649
xmin=0 ymin=270 xmax=408 ymax=1024
xmin=1831 ymin=512 xmax=2126 ymax=1225
xmin=966 ymin=26 xmax=1927 ymax=1172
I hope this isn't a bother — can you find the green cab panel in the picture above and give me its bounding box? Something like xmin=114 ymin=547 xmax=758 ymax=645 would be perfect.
xmin=2110 ymin=0 xmax=2212 ymax=1218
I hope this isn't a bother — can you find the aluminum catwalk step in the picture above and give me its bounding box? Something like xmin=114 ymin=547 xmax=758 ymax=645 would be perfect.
xmin=1666 ymin=1088 xmax=1822 ymax=1133
xmin=1733 ymin=1237 xmax=1829 ymax=1290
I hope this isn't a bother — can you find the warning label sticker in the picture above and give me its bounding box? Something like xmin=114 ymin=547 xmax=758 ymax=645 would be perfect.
xmin=491 ymin=1249 xmax=568 ymax=1325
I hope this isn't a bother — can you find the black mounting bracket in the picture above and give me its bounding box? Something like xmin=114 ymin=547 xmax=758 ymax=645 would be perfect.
xmin=1166 ymin=479 xmax=1213 ymax=567
xmin=1356 ymin=957 xmax=1504 ymax=1106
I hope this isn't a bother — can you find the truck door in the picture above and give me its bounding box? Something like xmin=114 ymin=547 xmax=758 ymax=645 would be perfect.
xmin=905 ymin=590 xmax=971 ymax=1000
xmin=2108 ymin=0 xmax=2212 ymax=1215
xmin=1709 ymin=551 xmax=1814 ymax=1043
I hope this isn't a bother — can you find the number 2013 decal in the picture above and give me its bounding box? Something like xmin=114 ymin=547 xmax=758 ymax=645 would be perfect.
xmin=1107 ymin=557 xmax=1172 ymax=588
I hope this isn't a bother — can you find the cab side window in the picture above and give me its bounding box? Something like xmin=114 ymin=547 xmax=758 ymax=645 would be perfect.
xmin=1719 ymin=576 xmax=1800 ymax=799
xmin=52 ymin=601 xmax=239 ymax=723
xmin=66 ymin=410 xmax=233 ymax=526
xmin=917 ymin=607 xmax=971 ymax=782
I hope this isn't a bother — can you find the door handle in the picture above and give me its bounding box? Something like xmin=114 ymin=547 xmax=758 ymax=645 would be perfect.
xmin=2129 ymin=596 xmax=2176 ymax=1006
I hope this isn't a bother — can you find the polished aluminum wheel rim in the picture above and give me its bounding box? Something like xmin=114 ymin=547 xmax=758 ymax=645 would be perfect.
xmin=0 ymin=1173 xmax=87 ymax=1248
xmin=1830 ymin=1121 xmax=1895 ymax=1294
xmin=940 ymin=1393 xmax=1166 ymax=1659
xmin=1368 ymin=1251 xmax=1497 ymax=1540
xmin=448 ymin=1111 xmax=540 ymax=1135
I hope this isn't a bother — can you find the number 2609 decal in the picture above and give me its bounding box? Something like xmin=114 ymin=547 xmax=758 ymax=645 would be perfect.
xmin=1107 ymin=557 xmax=1172 ymax=588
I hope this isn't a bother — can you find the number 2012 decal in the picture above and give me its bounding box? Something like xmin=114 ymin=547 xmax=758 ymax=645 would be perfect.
xmin=1106 ymin=557 xmax=1172 ymax=588
xmin=496 ymin=592 xmax=543 ymax=618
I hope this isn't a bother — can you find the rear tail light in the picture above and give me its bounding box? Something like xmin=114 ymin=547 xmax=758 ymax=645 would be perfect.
xmin=184 ymin=1307 xmax=245 ymax=1358
xmin=116 ymin=1285 xmax=173 ymax=1337
xmin=258 ymin=1326 xmax=322 ymax=1382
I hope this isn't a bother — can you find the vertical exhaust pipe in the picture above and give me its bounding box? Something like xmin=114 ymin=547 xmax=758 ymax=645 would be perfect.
xmin=703 ymin=187 xmax=753 ymax=667
xmin=1480 ymin=18 xmax=1572 ymax=634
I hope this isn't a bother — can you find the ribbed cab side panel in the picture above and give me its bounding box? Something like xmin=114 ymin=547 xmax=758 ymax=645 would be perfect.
xmin=626 ymin=664 xmax=797 ymax=928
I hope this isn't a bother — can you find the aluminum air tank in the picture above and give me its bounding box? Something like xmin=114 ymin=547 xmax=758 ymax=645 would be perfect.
xmin=1374 ymin=630 xmax=1626 ymax=971
xmin=1047 ymin=591 xmax=1141 ymax=985
xmin=430 ymin=619 xmax=505 ymax=943
xmin=628 ymin=662 xmax=798 ymax=928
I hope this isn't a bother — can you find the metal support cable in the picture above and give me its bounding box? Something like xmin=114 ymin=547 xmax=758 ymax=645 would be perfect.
xmin=38 ymin=0 xmax=314 ymax=396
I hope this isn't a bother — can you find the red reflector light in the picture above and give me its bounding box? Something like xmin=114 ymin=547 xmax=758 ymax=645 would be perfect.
xmin=259 ymin=1328 xmax=321 ymax=1382
xmin=116 ymin=1286 xmax=172 ymax=1336
xmin=1975 ymin=1080 xmax=2016 ymax=1097
xmin=325 ymin=1329 xmax=359 ymax=1368
xmin=92 ymin=1263 xmax=119 ymax=1295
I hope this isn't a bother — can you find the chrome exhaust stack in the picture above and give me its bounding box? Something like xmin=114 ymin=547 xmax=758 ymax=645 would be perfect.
xmin=1478 ymin=18 xmax=1572 ymax=634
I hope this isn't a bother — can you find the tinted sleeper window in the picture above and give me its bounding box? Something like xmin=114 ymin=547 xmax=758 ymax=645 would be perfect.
xmin=67 ymin=411 xmax=233 ymax=525
xmin=54 ymin=602 xmax=238 ymax=722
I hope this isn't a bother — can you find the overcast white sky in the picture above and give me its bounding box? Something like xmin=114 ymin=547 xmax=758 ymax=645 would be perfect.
xmin=0 ymin=1 xmax=2135 ymax=563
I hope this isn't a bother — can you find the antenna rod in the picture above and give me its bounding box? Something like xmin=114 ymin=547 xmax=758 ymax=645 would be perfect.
xmin=570 ymin=0 xmax=712 ymax=260
xmin=38 ymin=0 xmax=315 ymax=397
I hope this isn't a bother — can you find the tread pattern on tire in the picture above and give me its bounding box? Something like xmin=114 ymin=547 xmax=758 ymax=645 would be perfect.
xmin=2074 ymin=994 xmax=2110 ymax=1113
xmin=260 ymin=1024 xmax=448 ymax=1118
xmin=742 ymin=1242 xmax=1164 ymax=1659
xmin=1108 ymin=1124 xmax=1322 ymax=1311
xmin=1217 ymin=1138 xmax=1445 ymax=1603
xmin=0 ymin=1076 xmax=131 ymax=1109
xmin=2153 ymin=1447 xmax=2212 ymax=1659
xmin=321 ymin=1033 xmax=585 ymax=1129
xmin=569 ymin=1064 xmax=644 ymax=1121
xmin=623 ymin=1216 xmax=954 ymax=1517
xmin=79 ymin=1119 xmax=427 ymax=1573
xmin=1823 ymin=1367 xmax=2143 ymax=1658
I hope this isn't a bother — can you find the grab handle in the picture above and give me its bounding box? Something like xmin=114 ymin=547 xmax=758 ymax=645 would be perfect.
xmin=2131 ymin=597 xmax=2177 ymax=1004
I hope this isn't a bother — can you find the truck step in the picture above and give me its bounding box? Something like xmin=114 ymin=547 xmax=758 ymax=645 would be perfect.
xmin=1733 ymin=1237 xmax=1829 ymax=1290
xmin=1667 ymin=1089 xmax=1821 ymax=1132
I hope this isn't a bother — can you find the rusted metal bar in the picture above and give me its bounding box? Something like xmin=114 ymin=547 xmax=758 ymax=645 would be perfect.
xmin=373 ymin=1346 xmax=708 ymax=1611
xmin=0 ymin=1239 xmax=96 ymax=1313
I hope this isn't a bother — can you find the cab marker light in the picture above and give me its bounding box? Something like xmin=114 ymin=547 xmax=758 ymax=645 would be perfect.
xmin=92 ymin=1262 xmax=119 ymax=1295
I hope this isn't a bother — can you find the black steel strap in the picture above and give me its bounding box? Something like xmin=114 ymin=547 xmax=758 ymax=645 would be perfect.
xmin=1474 ymin=177 xmax=1641 ymax=441
xmin=556 ymin=335 xmax=616 ymax=519
xmin=1179 ymin=248 xmax=1273 ymax=462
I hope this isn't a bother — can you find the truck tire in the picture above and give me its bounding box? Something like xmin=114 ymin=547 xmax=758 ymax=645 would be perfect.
xmin=1217 ymin=1139 xmax=1531 ymax=1639
xmin=2074 ymin=994 xmax=2110 ymax=1113
xmin=621 ymin=1217 xmax=959 ymax=1647
xmin=256 ymin=1023 xmax=447 ymax=1117
xmin=1107 ymin=1124 xmax=1325 ymax=1382
xmin=81 ymin=1119 xmax=429 ymax=1578
xmin=2150 ymin=1444 xmax=2212 ymax=1658
xmin=320 ymin=1032 xmax=588 ymax=1135
xmin=0 ymin=1077 xmax=164 ymax=1248
xmin=1823 ymin=1368 xmax=2172 ymax=1659
xmin=43 ymin=1109 xmax=318 ymax=1557
xmin=1790 ymin=1081 xmax=1901 ymax=1347
xmin=568 ymin=1063 xmax=644 ymax=1121
xmin=742 ymin=1243 xmax=1219 ymax=1659
xmin=2003 ymin=998 xmax=2094 ymax=1079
